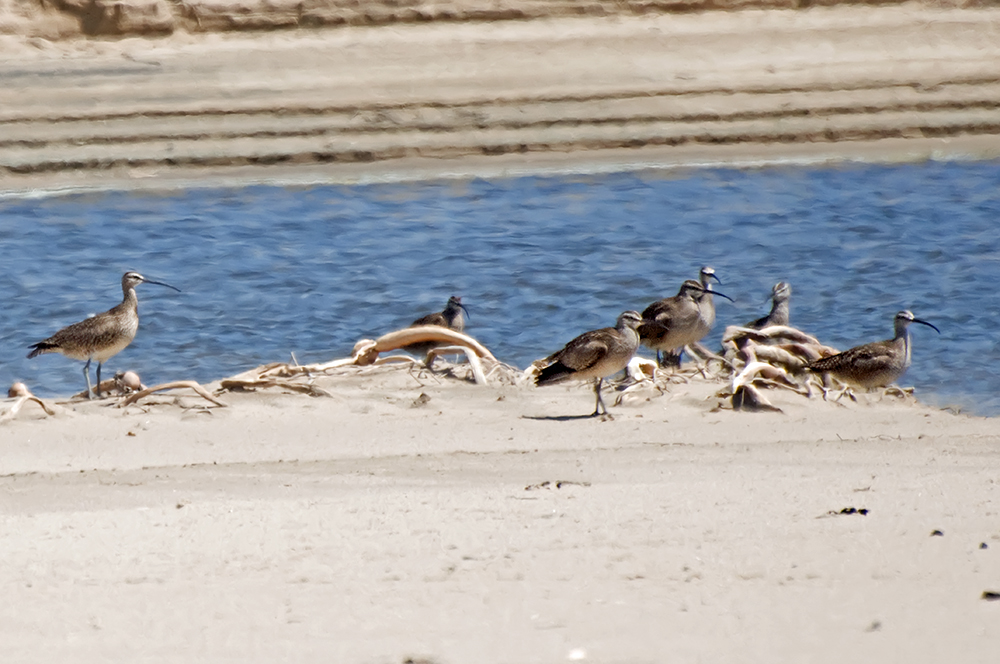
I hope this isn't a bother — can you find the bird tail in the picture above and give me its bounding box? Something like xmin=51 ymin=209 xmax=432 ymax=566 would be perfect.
xmin=535 ymin=361 xmax=571 ymax=387
xmin=27 ymin=341 xmax=58 ymax=359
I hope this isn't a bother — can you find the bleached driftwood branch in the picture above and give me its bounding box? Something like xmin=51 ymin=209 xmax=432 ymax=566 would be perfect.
xmin=219 ymin=327 xmax=501 ymax=392
xmin=119 ymin=381 xmax=229 ymax=408
xmin=2 ymin=383 xmax=63 ymax=423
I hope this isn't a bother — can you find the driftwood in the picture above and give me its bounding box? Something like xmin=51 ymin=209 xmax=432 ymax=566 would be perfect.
xmin=119 ymin=381 xmax=229 ymax=408
xmin=732 ymin=384 xmax=783 ymax=413
xmin=425 ymin=345 xmax=488 ymax=385
xmin=374 ymin=326 xmax=496 ymax=362
xmin=219 ymin=328 xmax=502 ymax=394
xmin=626 ymin=356 xmax=658 ymax=382
xmin=744 ymin=344 xmax=808 ymax=370
xmin=718 ymin=323 xmax=845 ymax=412
xmin=723 ymin=325 xmax=822 ymax=346
xmin=2 ymin=383 xmax=63 ymax=423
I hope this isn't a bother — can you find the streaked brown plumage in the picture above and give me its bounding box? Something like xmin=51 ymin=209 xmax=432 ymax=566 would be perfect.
xmin=411 ymin=295 xmax=467 ymax=331
xmin=639 ymin=280 xmax=704 ymax=356
xmin=535 ymin=310 xmax=642 ymax=417
xmin=639 ymin=276 xmax=734 ymax=367
xmin=805 ymin=310 xmax=939 ymax=389
xmin=27 ymin=271 xmax=180 ymax=399
xmin=405 ymin=295 xmax=469 ymax=357
xmin=747 ymin=281 xmax=791 ymax=329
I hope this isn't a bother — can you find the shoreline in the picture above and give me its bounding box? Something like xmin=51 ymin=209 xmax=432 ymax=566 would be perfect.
xmin=4 ymin=134 xmax=1000 ymax=200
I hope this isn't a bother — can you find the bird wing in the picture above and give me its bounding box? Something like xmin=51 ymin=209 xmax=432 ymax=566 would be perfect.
xmin=551 ymin=329 xmax=613 ymax=372
xmin=40 ymin=310 xmax=128 ymax=350
xmin=411 ymin=312 xmax=446 ymax=327
xmin=809 ymin=343 xmax=886 ymax=372
xmin=639 ymin=300 xmax=698 ymax=340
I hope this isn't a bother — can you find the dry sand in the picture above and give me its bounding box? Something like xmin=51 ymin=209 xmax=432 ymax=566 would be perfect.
xmin=2 ymin=362 xmax=999 ymax=662
xmin=3 ymin=3 xmax=1000 ymax=662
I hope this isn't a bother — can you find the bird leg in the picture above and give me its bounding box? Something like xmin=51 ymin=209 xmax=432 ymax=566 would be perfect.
xmin=82 ymin=359 xmax=95 ymax=400
xmin=658 ymin=350 xmax=682 ymax=370
xmin=592 ymin=378 xmax=610 ymax=418
xmin=96 ymin=362 xmax=103 ymax=398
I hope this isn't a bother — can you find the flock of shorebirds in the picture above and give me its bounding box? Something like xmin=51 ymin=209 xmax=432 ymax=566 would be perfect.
xmin=25 ymin=269 xmax=939 ymax=416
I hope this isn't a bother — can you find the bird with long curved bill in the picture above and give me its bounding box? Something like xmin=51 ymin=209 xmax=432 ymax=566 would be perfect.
xmin=28 ymin=271 xmax=180 ymax=399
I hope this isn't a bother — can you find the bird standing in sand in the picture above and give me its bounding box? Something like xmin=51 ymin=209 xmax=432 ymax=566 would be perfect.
xmin=639 ymin=278 xmax=734 ymax=367
xmin=404 ymin=295 xmax=470 ymax=358
xmin=27 ymin=271 xmax=180 ymax=399
xmin=805 ymin=310 xmax=940 ymax=391
xmin=535 ymin=310 xmax=643 ymax=418
xmin=747 ymin=281 xmax=791 ymax=329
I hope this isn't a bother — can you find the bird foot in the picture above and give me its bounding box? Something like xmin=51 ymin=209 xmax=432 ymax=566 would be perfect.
xmin=590 ymin=408 xmax=614 ymax=421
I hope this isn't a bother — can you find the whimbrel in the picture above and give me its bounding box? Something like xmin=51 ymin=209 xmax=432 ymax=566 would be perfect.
xmin=747 ymin=282 xmax=791 ymax=329
xmin=805 ymin=310 xmax=940 ymax=390
xmin=694 ymin=266 xmax=723 ymax=338
xmin=535 ymin=310 xmax=643 ymax=417
xmin=27 ymin=271 xmax=180 ymax=399
xmin=639 ymin=278 xmax=734 ymax=367
xmin=411 ymin=295 xmax=468 ymax=331
xmin=405 ymin=295 xmax=470 ymax=358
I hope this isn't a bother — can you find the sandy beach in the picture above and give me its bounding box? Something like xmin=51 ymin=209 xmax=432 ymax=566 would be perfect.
xmin=3 ymin=2 xmax=1000 ymax=662
xmin=2 ymin=360 xmax=999 ymax=662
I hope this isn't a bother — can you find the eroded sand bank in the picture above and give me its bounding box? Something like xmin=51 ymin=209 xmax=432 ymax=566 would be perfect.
xmin=3 ymin=4 xmax=1000 ymax=194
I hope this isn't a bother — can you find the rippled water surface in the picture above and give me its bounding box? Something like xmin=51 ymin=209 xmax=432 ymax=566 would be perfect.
xmin=2 ymin=160 xmax=998 ymax=414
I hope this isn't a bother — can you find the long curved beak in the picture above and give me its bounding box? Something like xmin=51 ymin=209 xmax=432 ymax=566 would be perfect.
xmin=708 ymin=273 xmax=722 ymax=285
xmin=459 ymin=302 xmax=471 ymax=320
xmin=913 ymin=318 xmax=940 ymax=334
xmin=698 ymin=285 xmax=734 ymax=303
xmin=142 ymin=277 xmax=181 ymax=293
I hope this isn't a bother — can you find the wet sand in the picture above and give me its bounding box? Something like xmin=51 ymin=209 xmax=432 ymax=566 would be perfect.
xmin=3 ymin=5 xmax=1000 ymax=194
xmin=3 ymin=4 xmax=1000 ymax=662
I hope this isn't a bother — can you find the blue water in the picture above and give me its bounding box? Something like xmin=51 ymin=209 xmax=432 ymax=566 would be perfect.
xmin=1 ymin=159 xmax=998 ymax=414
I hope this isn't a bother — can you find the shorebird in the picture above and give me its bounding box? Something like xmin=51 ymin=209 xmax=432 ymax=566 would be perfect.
xmin=405 ymin=295 xmax=470 ymax=358
xmin=27 ymin=271 xmax=180 ymax=399
xmin=805 ymin=310 xmax=940 ymax=391
xmin=535 ymin=310 xmax=643 ymax=417
xmin=411 ymin=295 xmax=468 ymax=331
xmin=747 ymin=281 xmax=791 ymax=329
xmin=694 ymin=266 xmax=724 ymax=338
xmin=639 ymin=279 xmax=734 ymax=367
